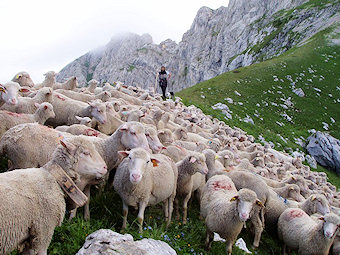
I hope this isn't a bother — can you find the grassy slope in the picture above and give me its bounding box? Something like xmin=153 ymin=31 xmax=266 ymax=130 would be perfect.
xmin=178 ymin=25 xmax=340 ymax=188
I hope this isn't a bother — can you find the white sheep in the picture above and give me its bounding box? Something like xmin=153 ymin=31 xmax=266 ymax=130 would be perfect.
xmin=1 ymin=87 xmax=53 ymax=114
xmin=175 ymin=152 xmax=208 ymax=224
xmin=0 ymin=138 xmax=107 ymax=255
xmin=53 ymin=76 xmax=78 ymax=90
xmin=278 ymin=209 xmax=340 ymax=255
xmin=11 ymin=71 xmax=35 ymax=87
xmin=0 ymin=81 xmax=29 ymax=107
xmin=34 ymin=71 xmax=57 ymax=89
xmin=205 ymin=187 xmax=263 ymax=254
xmin=0 ymin=102 xmax=55 ymax=139
xmin=55 ymin=89 xmax=111 ymax=103
xmin=48 ymin=93 xmax=107 ymax=126
xmin=113 ymin=148 xmax=178 ymax=232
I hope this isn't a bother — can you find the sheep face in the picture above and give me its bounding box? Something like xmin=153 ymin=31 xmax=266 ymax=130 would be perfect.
xmin=119 ymin=148 xmax=159 ymax=184
xmin=145 ymin=128 xmax=164 ymax=154
xmin=188 ymin=155 xmax=208 ymax=175
xmin=75 ymin=116 xmax=92 ymax=126
xmin=88 ymin=102 xmax=107 ymax=124
xmin=231 ymin=189 xmax=261 ymax=222
xmin=13 ymin=72 xmax=34 ymax=87
xmin=1 ymin=81 xmax=29 ymax=105
xmin=312 ymin=195 xmax=331 ymax=215
xmin=119 ymin=122 xmax=150 ymax=152
xmin=158 ymin=129 xmax=174 ymax=145
xmin=60 ymin=139 xmax=107 ymax=182
xmin=321 ymin=214 xmax=340 ymax=239
xmin=288 ymin=185 xmax=304 ymax=202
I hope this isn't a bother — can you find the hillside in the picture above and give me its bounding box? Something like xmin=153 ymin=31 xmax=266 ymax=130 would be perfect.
xmin=178 ymin=20 xmax=340 ymax=184
xmin=57 ymin=0 xmax=340 ymax=92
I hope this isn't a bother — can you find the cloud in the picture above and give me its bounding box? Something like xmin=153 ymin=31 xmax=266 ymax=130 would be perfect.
xmin=0 ymin=0 xmax=228 ymax=83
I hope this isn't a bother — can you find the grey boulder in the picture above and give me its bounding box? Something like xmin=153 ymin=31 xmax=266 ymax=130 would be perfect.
xmin=306 ymin=131 xmax=340 ymax=173
xmin=76 ymin=229 xmax=176 ymax=255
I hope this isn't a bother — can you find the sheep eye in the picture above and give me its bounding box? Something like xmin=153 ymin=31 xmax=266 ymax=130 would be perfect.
xmin=130 ymin=131 xmax=136 ymax=135
xmin=145 ymin=133 xmax=150 ymax=136
xmin=128 ymin=156 xmax=132 ymax=160
xmin=147 ymin=160 xmax=150 ymax=164
xmin=83 ymin=151 xmax=91 ymax=156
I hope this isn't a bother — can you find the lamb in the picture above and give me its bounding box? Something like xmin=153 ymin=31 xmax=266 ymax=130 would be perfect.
xmin=55 ymin=89 xmax=111 ymax=103
xmin=1 ymin=87 xmax=53 ymax=114
xmin=113 ymin=148 xmax=178 ymax=232
xmin=48 ymin=93 xmax=107 ymax=126
xmin=52 ymin=76 xmax=78 ymax=90
xmin=0 ymin=138 xmax=107 ymax=255
xmin=0 ymin=81 xmax=29 ymax=107
xmin=205 ymin=187 xmax=263 ymax=254
xmin=56 ymin=124 xmax=108 ymax=139
xmin=54 ymin=116 xmax=92 ymax=132
xmin=0 ymin=102 xmax=55 ymax=139
xmin=11 ymin=71 xmax=35 ymax=87
xmin=278 ymin=209 xmax=340 ymax=255
xmin=175 ymin=152 xmax=208 ymax=224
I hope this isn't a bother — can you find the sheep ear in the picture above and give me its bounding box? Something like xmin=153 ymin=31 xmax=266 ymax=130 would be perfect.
xmin=87 ymin=101 xmax=95 ymax=107
xmin=151 ymin=158 xmax=160 ymax=167
xmin=44 ymin=105 xmax=48 ymax=110
xmin=224 ymin=155 xmax=230 ymax=159
xmin=311 ymin=195 xmax=316 ymax=201
xmin=75 ymin=116 xmax=82 ymax=121
xmin=0 ymin=85 xmax=6 ymax=93
xmin=19 ymin=88 xmax=30 ymax=93
xmin=319 ymin=217 xmax=325 ymax=221
xmin=118 ymin=151 xmax=130 ymax=158
xmin=34 ymin=102 xmax=40 ymax=108
xmin=256 ymin=200 xmax=264 ymax=207
xmin=289 ymin=186 xmax=294 ymax=190
xmin=230 ymin=196 xmax=238 ymax=202
xmin=60 ymin=140 xmax=76 ymax=154
xmin=291 ymin=175 xmax=296 ymax=181
xmin=158 ymin=131 xmax=165 ymax=135
xmin=189 ymin=157 xmax=197 ymax=164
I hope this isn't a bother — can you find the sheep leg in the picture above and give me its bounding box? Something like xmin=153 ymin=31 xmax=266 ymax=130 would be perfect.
xmin=83 ymin=185 xmax=91 ymax=221
xmin=174 ymin=198 xmax=180 ymax=220
xmin=23 ymin=249 xmax=34 ymax=255
xmin=69 ymin=208 xmax=77 ymax=221
xmin=251 ymin=211 xmax=263 ymax=248
xmin=182 ymin=192 xmax=192 ymax=224
xmin=226 ymin=239 xmax=233 ymax=255
xmin=137 ymin=201 xmax=147 ymax=233
xmin=167 ymin=196 xmax=174 ymax=227
xmin=205 ymin=229 xmax=213 ymax=251
xmin=122 ymin=202 xmax=129 ymax=230
xmin=37 ymin=249 xmax=47 ymax=255
xmin=163 ymin=199 xmax=169 ymax=220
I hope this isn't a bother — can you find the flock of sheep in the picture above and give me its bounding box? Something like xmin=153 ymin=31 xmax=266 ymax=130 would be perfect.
xmin=0 ymin=70 xmax=339 ymax=255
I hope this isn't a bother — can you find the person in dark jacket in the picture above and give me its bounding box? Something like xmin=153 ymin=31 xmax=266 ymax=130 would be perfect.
xmin=156 ymin=66 xmax=171 ymax=100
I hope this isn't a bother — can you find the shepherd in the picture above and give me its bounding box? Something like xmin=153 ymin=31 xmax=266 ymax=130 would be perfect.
xmin=155 ymin=66 xmax=171 ymax=100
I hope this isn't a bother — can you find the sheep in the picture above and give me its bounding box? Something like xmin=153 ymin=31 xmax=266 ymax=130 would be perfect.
xmin=0 ymin=102 xmax=55 ymax=139
xmin=227 ymin=170 xmax=270 ymax=248
xmin=113 ymin=148 xmax=178 ymax=232
xmin=0 ymin=81 xmax=29 ymax=107
xmin=1 ymin=87 xmax=53 ymax=114
xmin=200 ymin=174 xmax=237 ymax=219
xmin=278 ymin=209 xmax=340 ymax=255
xmin=52 ymin=76 xmax=78 ymax=90
xmin=34 ymin=71 xmax=57 ymax=89
xmin=11 ymin=71 xmax=35 ymax=87
xmin=0 ymin=137 xmax=107 ymax=255
xmin=144 ymin=125 xmax=164 ymax=154
xmin=55 ymin=89 xmax=111 ymax=103
xmin=95 ymin=102 xmax=124 ymax=135
xmin=54 ymin=116 xmax=92 ymax=132
xmin=158 ymin=129 xmax=175 ymax=146
xmin=203 ymin=149 xmax=225 ymax=180
xmin=265 ymin=193 xmax=330 ymax=230
xmin=161 ymin=145 xmax=188 ymax=162
xmin=174 ymin=152 xmax=208 ymax=224
xmin=205 ymin=188 xmax=263 ymax=254
xmin=87 ymin=79 xmax=98 ymax=93
xmin=56 ymin=124 xmax=108 ymax=139
xmin=47 ymin=93 xmax=107 ymax=126
xmin=174 ymin=140 xmax=208 ymax=152
xmin=217 ymin=150 xmax=235 ymax=168
xmin=272 ymin=184 xmax=305 ymax=202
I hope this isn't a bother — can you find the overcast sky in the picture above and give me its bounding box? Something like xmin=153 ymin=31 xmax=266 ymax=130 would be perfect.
xmin=0 ymin=0 xmax=229 ymax=83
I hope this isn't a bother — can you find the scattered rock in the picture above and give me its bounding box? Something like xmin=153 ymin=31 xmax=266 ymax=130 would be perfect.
xmin=234 ymin=91 xmax=241 ymax=96
xmin=306 ymin=132 xmax=340 ymax=173
xmin=76 ymin=229 xmax=176 ymax=255
xmin=292 ymin=88 xmax=305 ymax=97
xmin=306 ymin=154 xmax=317 ymax=169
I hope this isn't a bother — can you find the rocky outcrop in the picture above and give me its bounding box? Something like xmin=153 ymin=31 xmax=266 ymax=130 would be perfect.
xmin=76 ymin=229 xmax=176 ymax=255
xmin=306 ymin=131 xmax=340 ymax=174
xmin=57 ymin=0 xmax=340 ymax=91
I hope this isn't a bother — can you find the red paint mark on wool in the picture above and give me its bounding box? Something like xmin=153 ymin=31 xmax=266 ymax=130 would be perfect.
xmin=5 ymin=111 xmax=22 ymax=117
xmin=288 ymin=209 xmax=304 ymax=219
xmin=56 ymin=94 xmax=66 ymax=101
xmin=83 ymin=129 xmax=100 ymax=137
xmin=212 ymin=180 xmax=233 ymax=191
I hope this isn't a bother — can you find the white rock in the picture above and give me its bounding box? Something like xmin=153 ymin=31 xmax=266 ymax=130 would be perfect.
xmin=235 ymin=238 xmax=252 ymax=254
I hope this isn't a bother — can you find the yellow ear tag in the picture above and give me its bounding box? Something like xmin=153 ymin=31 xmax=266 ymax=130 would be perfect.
xmin=16 ymin=74 xmax=20 ymax=79
xmin=230 ymin=196 xmax=237 ymax=202
xmin=215 ymin=155 xmax=219 ymax=160
xmin=57 ymin=133 xmax=64 ymax=143
xmin=151 ymin=159 xmax=159 ymax=167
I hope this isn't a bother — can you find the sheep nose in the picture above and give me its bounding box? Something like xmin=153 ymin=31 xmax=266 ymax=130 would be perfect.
xmin=132 ymin=173 xmax=140 ymax=181
xmin=10 ymin=98 xmax=17 ymax=105
xmin=241 ymin=213 xmax=248 ymax=219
